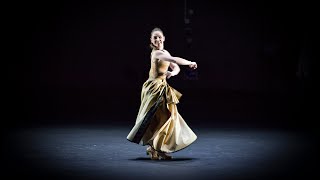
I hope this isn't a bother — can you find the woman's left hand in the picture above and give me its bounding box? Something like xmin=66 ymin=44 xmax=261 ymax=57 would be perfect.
xmin=189 ymin=62 xmax=197 ymax=69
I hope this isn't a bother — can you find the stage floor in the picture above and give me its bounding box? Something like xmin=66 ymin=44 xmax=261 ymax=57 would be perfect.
xmin=2 ymin=124 xmax=318 ymax=180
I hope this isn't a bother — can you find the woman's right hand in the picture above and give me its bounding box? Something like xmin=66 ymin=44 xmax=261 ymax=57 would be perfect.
xmin=165 ymin=71 xmax=174 ymax=79
xmin=189 ymin=62 xmax=197 ymax=69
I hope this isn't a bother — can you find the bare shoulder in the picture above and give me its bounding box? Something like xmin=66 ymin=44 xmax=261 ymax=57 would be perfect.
xmin=162 ymin=49 xmax=171 ymax=55
xmin=151 ymin=50 xmax=164 ymax=58
xmin=152 ymin=50 xmax=165 ymax=55
xmin=153 ymin=49 xmax=171 ymax=57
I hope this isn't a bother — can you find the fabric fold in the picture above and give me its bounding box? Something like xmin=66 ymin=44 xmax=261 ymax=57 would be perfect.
xmin=127 ymin=77 xmax=197 ymax=153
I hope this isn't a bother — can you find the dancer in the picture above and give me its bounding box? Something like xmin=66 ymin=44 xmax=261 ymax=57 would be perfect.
xmin=127 ymin=27 xmax=197 ymax=160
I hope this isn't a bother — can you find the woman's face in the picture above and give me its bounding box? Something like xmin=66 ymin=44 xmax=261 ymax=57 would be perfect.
xmin=150 ymin=31 xmax=165 ymax=50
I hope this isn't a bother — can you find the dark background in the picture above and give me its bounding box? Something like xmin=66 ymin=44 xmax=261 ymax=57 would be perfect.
xmin=6 ymin=0 xmax=316 ymax=130
xmin=3 ymin=1 xmax=318 ymax=179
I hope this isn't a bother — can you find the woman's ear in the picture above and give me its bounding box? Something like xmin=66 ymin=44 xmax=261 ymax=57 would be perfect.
xmin=163 ymin=36 xmax=165 ymax=42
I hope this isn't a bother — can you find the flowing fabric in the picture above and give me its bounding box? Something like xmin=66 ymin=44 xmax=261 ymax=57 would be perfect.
xmin=127 ymin=54 xmax=197 ymax=153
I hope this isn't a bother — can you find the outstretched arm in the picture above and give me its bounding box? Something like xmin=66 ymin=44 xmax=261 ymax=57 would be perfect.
xmin=153 ymin=50 xmax=197 ymax=68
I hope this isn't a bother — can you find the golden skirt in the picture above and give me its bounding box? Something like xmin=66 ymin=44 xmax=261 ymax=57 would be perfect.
xmin=127 ymin=78 xmax=197 ymax=153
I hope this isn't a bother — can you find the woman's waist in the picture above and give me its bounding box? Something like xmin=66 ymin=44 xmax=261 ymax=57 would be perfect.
xmin=148 ymin=75 xmax=166 ymax=80
xmin=148 ymin=72 xmax=167 ymax=80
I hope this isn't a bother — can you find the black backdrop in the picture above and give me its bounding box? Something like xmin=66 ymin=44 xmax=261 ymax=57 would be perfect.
xmin=7 ymin=0 xmax=316 ymax=129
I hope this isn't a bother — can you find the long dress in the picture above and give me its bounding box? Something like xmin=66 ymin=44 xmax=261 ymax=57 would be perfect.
xmin=127 ymin=51 xmax=197 ymax=153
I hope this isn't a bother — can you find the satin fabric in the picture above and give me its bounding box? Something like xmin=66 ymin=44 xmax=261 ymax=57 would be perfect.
xmin=127 ymin=55 xmax=197 ymax=153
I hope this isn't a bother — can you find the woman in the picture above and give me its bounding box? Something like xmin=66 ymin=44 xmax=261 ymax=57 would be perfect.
xmin=127 ymin=27 xmax=198 ymax=160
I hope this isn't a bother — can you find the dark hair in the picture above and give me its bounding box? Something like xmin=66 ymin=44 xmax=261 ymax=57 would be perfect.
xmin=149 ymin=27 xmax=164 ymax=49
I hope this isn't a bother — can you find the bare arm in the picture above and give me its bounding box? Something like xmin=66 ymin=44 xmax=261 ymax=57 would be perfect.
xmin=170 ymin=62 xmax=180 ymax=75
xmin=166 ymin=62 xmax=180 ymax=79
xmin=153 ymin=50 xmax=196 ymax=66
